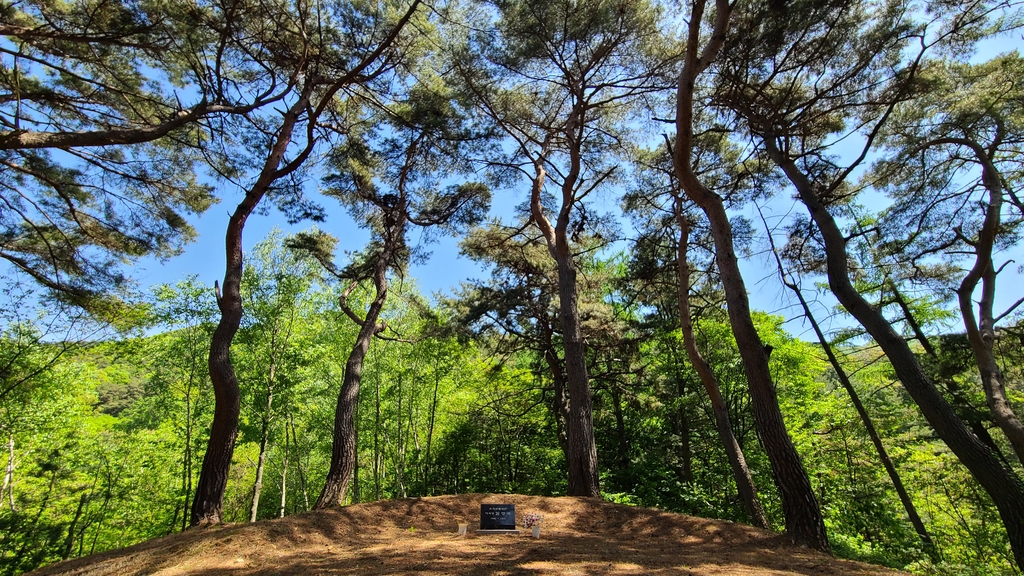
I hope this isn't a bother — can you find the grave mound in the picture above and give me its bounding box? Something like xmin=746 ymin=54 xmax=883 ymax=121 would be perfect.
xmin=29 ymin=493 xmax=907 ymax=575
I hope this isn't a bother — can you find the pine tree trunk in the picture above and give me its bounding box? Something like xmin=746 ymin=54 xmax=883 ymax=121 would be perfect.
xmin=672 ymin=0 xmax=828 ymax=551
xmin=675 ymin=213 xmax=769 ymax=529
xmin=528 ymin=126 xmax=600 ymax=497
xmin=314 ymin=277 xmax=388 ymax=509
xmin=786 ymin=274 xmax=934 ymax=554
xmin=955 ymin=153 xmax=1024 ymax=465
xmin=191 ymin=87 xmax=311 ymax=527
xmin=557 ymin=255 xmax=602 ymax=497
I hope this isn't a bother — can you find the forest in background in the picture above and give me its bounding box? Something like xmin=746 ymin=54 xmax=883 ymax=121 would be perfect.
xmin=2 ymin=0 xmax=1024 ymax=573
xmin=2 ymin=231 xmax=1022 ymax=575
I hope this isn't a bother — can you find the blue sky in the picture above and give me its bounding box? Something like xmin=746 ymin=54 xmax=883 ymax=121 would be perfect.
xmin=132 ymin=34 xmax=1024 ymax=342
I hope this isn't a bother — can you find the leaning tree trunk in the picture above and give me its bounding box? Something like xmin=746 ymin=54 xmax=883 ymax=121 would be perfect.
xmin=764 ymin=135 xmax=1024 ymax=568
xmin=675 ymin=211 xmax=769 ymax=529
xmin=190 ymin=88 xmax=311 ymax=526
xmin=672 ymin=0 xmax=829 ymax=552
xmin=314 ymin=273 xmax=389 ymax=509
xmin=955 ymin=147 xmax=1024 ymax=465
xmin=781 ymin=265 xmax=935 ymax=554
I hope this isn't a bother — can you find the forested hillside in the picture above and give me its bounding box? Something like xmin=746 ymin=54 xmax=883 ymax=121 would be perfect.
xmin=2 ymin=0 xmax=1023 ymax=574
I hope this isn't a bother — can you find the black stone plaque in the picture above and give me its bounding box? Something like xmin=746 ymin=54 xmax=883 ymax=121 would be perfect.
xmin=479 ymin=503 xmax=516 ymax=530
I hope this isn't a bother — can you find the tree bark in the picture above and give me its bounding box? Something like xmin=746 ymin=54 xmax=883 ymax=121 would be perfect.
xmin=530 ymin=149 xmax=600 ymax=498
xmin=190 ymin=86 xmax=312 ymax=527
xmin=673 ymin=0 xmax=828 ymax=551
xmin=675 ymin=211 xmax=769 ymax=529
xmin=313 ymin=277 xmax=388 ymax=508
xmin=189 ymin=0 xmax=420 ymax=523
xmin=953 ymin=142 xmax=1024 ymax=465
xmin=763 ymin=134 xmax=1024 ymax=568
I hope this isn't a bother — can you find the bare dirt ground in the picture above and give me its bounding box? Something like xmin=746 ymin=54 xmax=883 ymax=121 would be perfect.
xmin=29 ymin=494 xmax=907 ymax=576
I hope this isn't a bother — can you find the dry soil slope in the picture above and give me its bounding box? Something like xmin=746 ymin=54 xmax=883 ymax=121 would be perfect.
xmin=30 ymin=494 xmax=908 ymax=575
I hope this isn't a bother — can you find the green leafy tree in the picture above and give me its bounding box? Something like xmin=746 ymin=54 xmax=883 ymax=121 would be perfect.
xmin=874 ymin=54 xmax=1024 ymax=465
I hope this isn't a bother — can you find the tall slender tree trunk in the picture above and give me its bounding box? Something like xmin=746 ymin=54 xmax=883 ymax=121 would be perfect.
xmin=188 ymin=0 xmax=422 ymax=523
xmin=62 ymin=494 xmax=87 ymax=560
xmin=556 ymin=254 xmax=601 ymax=497
xmin=374 ymin=365 xmax=382 ymax=501
xmin=314 ymin=273 xmax=388 ymax=508
xmin=673 ymin=0 xmax=827 ymax=551
xmin=249 ymin=371 xmax=274 ymax=523
xmin=776 ymin=256 xmax=935 ymax=554
xmin=529 ymin=153 xmax=600 ymax=497
xmin=395 ymin=370 xmax=407 ymax=499
xmin=675 ymin=211 xmax=769 ymax=529
xmin=191 ymin=87 xmax=312 ymax=527
xmin=288 ymin=415 xmax=309 ymax=511
xmin=423 ymin=354 xmax=441 ymax=495
xmin=955 ymin=149 xmax=1024 ymax=465
xmin=763 ymin=134 xmax=1024 ymax=568
xmin=674 ymin=371 xmax=694 ymax=484
xmin=279 ymin=420 xmax=288 ymax=519
xmin=891 ymin=286 xmax=1011 ymax=463
xmin=181 ymin=376 xmax=193 ymax=532
xmin=665 ymin=321 xmax=695 ymax=484
xmin=611 ymin=383 xmax=629 ymax=474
